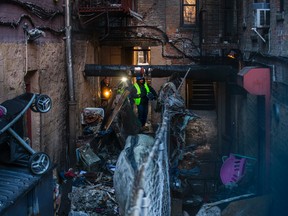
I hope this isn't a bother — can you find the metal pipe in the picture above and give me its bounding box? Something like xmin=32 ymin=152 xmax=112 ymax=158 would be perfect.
xmin=84 ymin=64 xmax=237 ymax=81
xmin=65 ymin=0 xmax=76 ymax=167
xmin=251 ymin=28 xmax=266 ymax=43
xmin=65 ymin=0 xmax=75 ymax=102
xmin=0 ymin=94 xmax=36 ymax=134
xmin=177 ymin=67 xmax=191 ymax=91
xmin=8 ymin=128 xmax=36 ymax=154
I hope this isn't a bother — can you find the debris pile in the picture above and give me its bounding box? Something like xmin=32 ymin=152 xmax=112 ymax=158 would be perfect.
xmin=178 ymin=152 xmax=200 ymax=177
xmin=81 ymin=108 xmax=104 ymax=136
xmin=58 ymin=122 xmax=122 ymax=215
xmin=69 ymin=176 xmax=118 ymax=215
xmin=64 ymin=148 xmax=120 ymax=216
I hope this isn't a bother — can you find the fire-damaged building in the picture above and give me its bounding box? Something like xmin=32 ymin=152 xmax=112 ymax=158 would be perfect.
xmin=0 ymin=0 xmax=287 ymax=215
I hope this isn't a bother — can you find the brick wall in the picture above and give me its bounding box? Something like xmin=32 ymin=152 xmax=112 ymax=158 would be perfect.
xmin=134 ymin=0 xmax=198 ymax=63
xmin=238 ymin=1 xmax=288 ymax=211
xmin=268 ymin=0 xmax=288 ymax=56
xmin=270 ymin=96 xmax=288 ymax=215
xmin=240 ymin=0 xmax=288 ymax=58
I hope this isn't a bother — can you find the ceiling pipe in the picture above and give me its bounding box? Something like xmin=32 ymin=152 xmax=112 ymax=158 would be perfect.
xmin=84 ymin=64 xmax=238 ymax=81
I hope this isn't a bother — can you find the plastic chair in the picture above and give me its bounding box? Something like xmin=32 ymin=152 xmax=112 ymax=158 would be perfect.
xmin=220 ymin=153 xmax=247 ymax=185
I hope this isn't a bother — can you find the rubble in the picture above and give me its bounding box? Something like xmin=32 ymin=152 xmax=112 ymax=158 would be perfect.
xmin=69 ymin=184 xmax=118 ymax=215
xmin=63 ymin=152 xmax=120 ymax=216
xmin=56 ymin=117 xmax=122 ymax=216
xmin=55 ymin=73 xmax=260 ymax=216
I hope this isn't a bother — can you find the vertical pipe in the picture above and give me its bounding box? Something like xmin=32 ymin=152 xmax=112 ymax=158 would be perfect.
xmin=65 ymin=0 xmax=76 ymax=166
xmin=65 ymin=0 xmax=75 ymax=102
xmin=264 ymin=88 xmax=271 ymax=193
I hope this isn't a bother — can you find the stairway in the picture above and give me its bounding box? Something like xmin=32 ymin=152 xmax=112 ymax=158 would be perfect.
xmin=189 ymin=81 xmax=215 ymax=110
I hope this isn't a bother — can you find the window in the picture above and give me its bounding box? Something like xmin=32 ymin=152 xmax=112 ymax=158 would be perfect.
xmin=280 ymin=0 xmax=284 ymax=12
xmin=181 ymin=0 xmax=197 ymax=27
xmin=254 ymin=0 xmax=270 ymax=2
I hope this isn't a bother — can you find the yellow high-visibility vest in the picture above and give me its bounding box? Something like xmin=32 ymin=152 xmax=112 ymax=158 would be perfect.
xmin=134 ymin=82 xmax=150 ymax=105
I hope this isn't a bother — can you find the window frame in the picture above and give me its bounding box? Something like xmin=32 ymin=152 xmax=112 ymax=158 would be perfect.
xmin=180 ymin=0 xmax=198 ymax=28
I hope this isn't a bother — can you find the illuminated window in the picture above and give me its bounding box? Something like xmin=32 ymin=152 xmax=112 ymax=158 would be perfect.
xmin=181 ymin=0 xmax=197 ymax=27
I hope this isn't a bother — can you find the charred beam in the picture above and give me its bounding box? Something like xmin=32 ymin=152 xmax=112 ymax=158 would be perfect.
xmin=84 ymin=64 xmax=238 ymax=81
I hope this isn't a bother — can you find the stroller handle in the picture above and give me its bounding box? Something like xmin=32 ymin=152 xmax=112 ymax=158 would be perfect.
xmin=0 ymin=94 xmax=36 ymax=134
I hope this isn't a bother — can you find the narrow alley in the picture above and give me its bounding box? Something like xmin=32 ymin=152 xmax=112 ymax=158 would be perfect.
xmin=0 ymin=0 xmax=288 ymax=216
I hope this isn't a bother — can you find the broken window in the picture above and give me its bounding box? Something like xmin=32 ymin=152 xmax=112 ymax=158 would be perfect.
xmin=181 ymin=0 xmax=197 ymax=27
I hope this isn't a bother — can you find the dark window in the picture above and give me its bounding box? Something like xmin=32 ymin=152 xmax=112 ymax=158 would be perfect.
xmin=280 ymin=0 xmax=284 ymax=12
xmin=181 ymin=0 xmax=197 ymax=27
xmin=254 ymin=0 xmax=270 ymax=2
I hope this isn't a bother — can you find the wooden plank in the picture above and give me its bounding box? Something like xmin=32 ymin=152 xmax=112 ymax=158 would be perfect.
xmin=103 ymin=89 xmax=130 ymax=131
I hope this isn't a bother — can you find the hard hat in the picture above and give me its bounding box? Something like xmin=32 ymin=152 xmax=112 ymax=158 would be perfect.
xmin=136 ymin=75 xmax=143 ymax=80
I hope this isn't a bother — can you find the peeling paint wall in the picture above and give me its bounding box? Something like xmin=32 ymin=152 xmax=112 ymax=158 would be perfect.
xmin=0 ymin=42 xmax=67 ymax=165
xmin=0 ymin=0 xmax=100 ymax=169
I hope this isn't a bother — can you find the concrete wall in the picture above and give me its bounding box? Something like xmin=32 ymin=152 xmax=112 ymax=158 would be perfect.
xmin=0 ymin=0 xmax=99 ymax=169
xmin=0 ymin=42 xmax=68 ymax=166
xmin=0 ymin=0 xmax=64 ymax=42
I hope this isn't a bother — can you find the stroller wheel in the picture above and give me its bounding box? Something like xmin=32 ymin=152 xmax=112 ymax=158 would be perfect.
xmin=31 ymin=94 xmax=52 ymax=113
xmin=29 ymin=152 xmax=51 ymax=175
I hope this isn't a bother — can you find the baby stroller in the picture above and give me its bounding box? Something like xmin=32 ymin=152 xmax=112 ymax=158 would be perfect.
xmin=0 ymin=93 xmax=52 ymax=175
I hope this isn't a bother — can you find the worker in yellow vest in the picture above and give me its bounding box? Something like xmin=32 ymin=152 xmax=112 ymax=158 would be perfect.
xmin=129 ymin=75 xmax=157 ymax=129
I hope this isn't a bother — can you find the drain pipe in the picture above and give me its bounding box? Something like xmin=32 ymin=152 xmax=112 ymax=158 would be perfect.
xmin=65 ymin=0 xmax=76 ymax=167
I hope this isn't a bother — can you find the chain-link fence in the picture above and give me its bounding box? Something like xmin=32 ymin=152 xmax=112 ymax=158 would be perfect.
xmin=125 ymin=111 xmax=171 ymax=216
xmin=114 ymin=73 xmax=197 ymax=216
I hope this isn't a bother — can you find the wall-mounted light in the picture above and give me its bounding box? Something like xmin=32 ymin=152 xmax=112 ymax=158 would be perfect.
xmin=227 ymin=49 xmax=242 ymax=60
xmin=102 ymin=89 xmax=112 ymax=99
xmin=226 ymin=49 xmax=243 ymax=69
xmin=23 ymin=23 xmax=46 ymax=42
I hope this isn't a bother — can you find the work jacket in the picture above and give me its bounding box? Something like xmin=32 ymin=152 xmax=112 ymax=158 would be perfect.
xmin=133 ymin=82 xmax=150 ymax=105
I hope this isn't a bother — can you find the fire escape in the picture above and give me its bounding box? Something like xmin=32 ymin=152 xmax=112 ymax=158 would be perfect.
xmin=200 ymin=0 xmax=239 ymax=58
xmin=187 ymin=0 xmax=240 ymax=111
xmin=77 ymin=0 xmax=134 ymax=40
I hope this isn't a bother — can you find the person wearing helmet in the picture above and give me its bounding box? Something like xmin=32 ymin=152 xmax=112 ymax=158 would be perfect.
xmin=129 ymin=75 xmax=157 ymax=129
